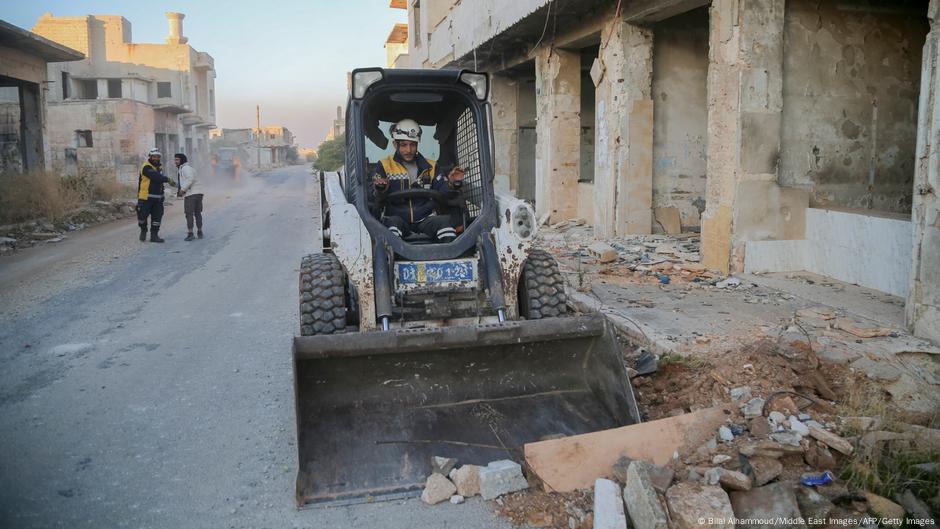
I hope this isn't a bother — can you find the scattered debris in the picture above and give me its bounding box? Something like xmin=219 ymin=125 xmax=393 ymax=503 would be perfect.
xmin=588 ymin=241 xmax=618 ymax=264
xmin=623 ymin=461 xmax=669 ymax=529
xmin=449 ymin=494 xmax=465 ymax=505
xmin=666 ymin=482 xmax=734 ymax=529
xmin=593 ymin=479 xmax=627 ymax=529
xmin=808 ymin=427 xmax=853 ymax=455
xmin=421 ymin=473 xmax=457 ymax=505
xmin=746 ymin=456 xmax=783 ymax=487
xmin=431 ymin=455 xmax=458 ymax=476
xmin=729 ymin=483 xmax=804 ymax=529
xmin=452 ymin=464 xmax=482 ymax=497
xmin=634 ymin=350 xmax=658 ymax=376
xmin=862 ymin=491 xmax=905 ymax=520
xmin=479 ymin=460 xmax=528 ymax=500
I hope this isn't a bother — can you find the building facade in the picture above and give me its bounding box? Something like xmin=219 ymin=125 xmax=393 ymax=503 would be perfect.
xmin=0 ymin=20 xmax=83 ymax=174
xmin=387 ymin=0 xmax=940 ymax=343
xmin=32 ymin=12 xmax=216 ymax=184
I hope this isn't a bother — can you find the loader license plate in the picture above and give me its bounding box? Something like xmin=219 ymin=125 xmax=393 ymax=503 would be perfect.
xmin=395 ymin=259 xmax=477 ymax=290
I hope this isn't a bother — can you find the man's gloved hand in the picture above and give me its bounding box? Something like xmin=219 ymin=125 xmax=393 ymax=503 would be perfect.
xmin=177 ymin=189 xmax=185 ymax=198
xmin=447 ymin=166 xmax=465 ymax=189
xmin=167 ymin=178 xmax=178 ymax=187
xmin=373 ymin=175 xmax=389 ymax=192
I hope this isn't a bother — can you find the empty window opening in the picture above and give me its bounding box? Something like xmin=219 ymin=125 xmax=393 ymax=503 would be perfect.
xmin=157 ymin=82 xmax=172 ymax=98
xmin=79 ymin=79 xmax=97 ymax=100
xmin=107 ymin=79 xmax=122 ymax=98
xmin=61 ymin=72 xmax=70 ymax=99
xmin=76 ymin=130 xmax=93 ymax=147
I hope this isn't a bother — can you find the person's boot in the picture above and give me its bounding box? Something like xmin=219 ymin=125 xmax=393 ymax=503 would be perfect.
xmin=150 ymin=229 xmax=165 ymax=243
xmin=197 ymin=230 xmax=203 ymax=239
xmin=185 ymin=232 xmax=195 ymax=241
xmin=139 ymin=226 xmax=147 ymax=242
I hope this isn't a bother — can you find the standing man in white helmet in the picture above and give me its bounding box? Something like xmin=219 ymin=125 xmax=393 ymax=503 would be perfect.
xmin=136 ymin=148 xmax=175 ymax=243
xmin=372 ymin=118 xmax=465 ymax=242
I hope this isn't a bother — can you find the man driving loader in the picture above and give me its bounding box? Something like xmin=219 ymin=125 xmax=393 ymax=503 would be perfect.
xmin=372 ymin=118 xmax=465 ymax=242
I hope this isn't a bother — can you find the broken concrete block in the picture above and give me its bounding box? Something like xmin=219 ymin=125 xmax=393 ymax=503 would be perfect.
xmin=742 ymin=397 xmax=766 ymax=419
xmin=717 ymin=469 xmax=752 ymax=491
xmin=421 ymin=473 xmax=457 ymax=505
xmin=449 ymin=494 xmax=465 ymax=505
xmin=863 ymin=491 xmax=905 ymax=520
xmin=593 ymin=479 xmax=627 ymax=529
xmin=769 ymin=432 xmax=803 ymax=446
xmin=730 ymin=386 xmax=752 ymax=401
xmin=789 ymin=416 xmax=810 ymax=436
xmin=729 ymin=483 xmax=806 ymax=529
xmin=768 ymin=411 xmax=787 ymax=427
xmin=588 ymin=241 xmax=618 ymax=263
xmin=630 ymin=460 xmax=674 ymax=494
xmin=712 ymin=454 xmax=732 ymax=465
xmin=666 ymin=482 xmax=734 ymax=529
xmin=740 ymin=440 xmax=804 ymax=458
xmin=623 ymin=460 xmax=669 ymax=529
xmin=611 ymin=455 xmax=633 ymax=484
xmin=808 ymin=427 xmax=854 ymax=455
xmin=479 ymin=459 xmax=527 ymax=500
xmin=749 ymin=417 xmax=771 ymax=438
xmin=803 ymin=442 xmax=837 ymax=471
xmin=718 ymin=425 xmax=734 ymax=442
xmin=747 ymin=456 xmax=783 ymax=486
xmin=452 ymin=464 xmax=482 ymax=497
xmin=431 ymin=455 xmax=458 ymax=475
xmin=795 ymin=487 xmax=835 ymax=524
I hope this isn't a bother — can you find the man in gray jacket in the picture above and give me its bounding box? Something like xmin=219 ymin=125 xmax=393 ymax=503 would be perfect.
xmin=174 ymin=153 xmax=204 ymax=241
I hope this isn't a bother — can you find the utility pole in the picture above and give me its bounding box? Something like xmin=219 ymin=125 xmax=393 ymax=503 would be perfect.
xmin=256 ymin=105 xmax=261 ymax=169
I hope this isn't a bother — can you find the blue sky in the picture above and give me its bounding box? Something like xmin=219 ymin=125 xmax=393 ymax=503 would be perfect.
xmin=4 ymin=1 xmax=407 ymax=148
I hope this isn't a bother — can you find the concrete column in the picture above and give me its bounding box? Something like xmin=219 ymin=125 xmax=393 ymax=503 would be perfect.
xmin=490 ymin=74 xmax=519 ymax=195
xmin=908 ymin=0 xmax=940 ymax=344
xmin=593 ymin=19 xmax=654 ymax=238
xmin=701 ymin=0 xmax=786 ymax=274
xmin=535 ymin=47 xmax=581 ymax=222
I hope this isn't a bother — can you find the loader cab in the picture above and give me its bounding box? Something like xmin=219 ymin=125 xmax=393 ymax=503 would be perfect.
xmin=346 ymin=68 xmax=495 ymax=262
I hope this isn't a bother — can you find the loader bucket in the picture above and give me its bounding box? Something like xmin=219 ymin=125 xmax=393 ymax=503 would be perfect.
xmin=292 ymin=313 xmax=640 ymax=506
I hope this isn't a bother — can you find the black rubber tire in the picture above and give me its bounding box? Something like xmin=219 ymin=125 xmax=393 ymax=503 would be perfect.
xmin=518 ymin=249 xmax=568 ymax=319
xmin=299 ymin=253 xmax=347 ymax=336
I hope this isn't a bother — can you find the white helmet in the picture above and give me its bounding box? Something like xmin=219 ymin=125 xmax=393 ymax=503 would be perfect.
xmin=390 ymin=119 xmax=421 ymax=142
xmin=148 ymin=148 xmax=162 ymax=157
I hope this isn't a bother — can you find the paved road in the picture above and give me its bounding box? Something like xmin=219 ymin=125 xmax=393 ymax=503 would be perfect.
xmin=0 ymin=165 xmax=512 ymax=528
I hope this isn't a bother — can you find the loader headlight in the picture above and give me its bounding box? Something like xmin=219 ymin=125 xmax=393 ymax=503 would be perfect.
xmin=460 ymin=71 xmax=488 ymax=101
xmin=511 ymin=203 xmax=535 ymax=240
xmin=352 ymin=69 xmax=383 ymax=99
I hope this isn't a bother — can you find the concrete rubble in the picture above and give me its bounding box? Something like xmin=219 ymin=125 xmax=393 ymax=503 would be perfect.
xmin=451 ymin=464 xmax=482 ymax=497
xmin=593 ymin=479 xmax=627 ymax=529
xmin=622 ymin=461 xmax=669 ymax=529
xmin=666 ymin=482 xmax=734 ymax=529
xmin=421 ymin=473 xmax=457 ymax=505
xmin=0 ymin=199 xmax=138 ymax=254
xmin=479 ymin=459 xmax=528 ymax=500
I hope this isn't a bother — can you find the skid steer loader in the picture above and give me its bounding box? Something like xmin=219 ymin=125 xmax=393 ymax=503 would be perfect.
xmin=293 ymin=67 xmax=641 ymax=506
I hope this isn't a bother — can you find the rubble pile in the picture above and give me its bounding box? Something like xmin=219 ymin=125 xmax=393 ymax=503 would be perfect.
xmin=0 ymin=199 xmax=137 ymax=254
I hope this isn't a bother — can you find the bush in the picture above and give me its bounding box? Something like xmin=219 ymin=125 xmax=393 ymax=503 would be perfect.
xmin=0 ymin=170 xmax=134 ymax=224
xmin=313 ymin=134 xmax=345 ymax=171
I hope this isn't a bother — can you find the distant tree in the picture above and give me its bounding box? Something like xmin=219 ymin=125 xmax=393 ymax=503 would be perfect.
xmin=313 ymin=134 xmax=345 ymax=171
xmin=287 ymin=145 xmax=299 ymax=163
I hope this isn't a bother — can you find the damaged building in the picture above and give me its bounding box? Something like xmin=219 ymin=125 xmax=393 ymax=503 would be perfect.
xmin=0 ymin=20 xmax=83 ymax=174
xmin=386 ymin=0 xmax=940 ymax=344
xmin=31 ymin=12 xmax=217 ymax=184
